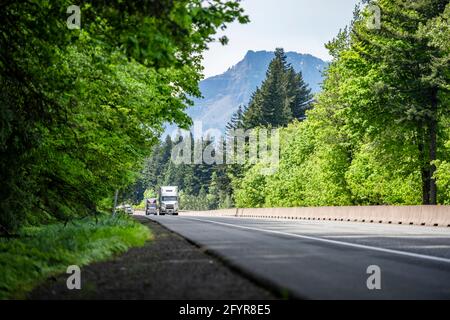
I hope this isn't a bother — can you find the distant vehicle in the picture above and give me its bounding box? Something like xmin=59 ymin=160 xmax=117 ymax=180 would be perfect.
xmin=124 ymin=204 xmax=134 ymax=215
xmin=145 ymin=198 xmax=158 ymax=216
xmin=159 ymin=186 xmax=179 ymax=215
xmin=115 ymin=204 xmax=134 ymax=215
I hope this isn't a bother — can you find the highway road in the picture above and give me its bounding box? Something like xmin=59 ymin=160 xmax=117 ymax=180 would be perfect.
xmin=147 ymin=215 xmax=450 ymax=300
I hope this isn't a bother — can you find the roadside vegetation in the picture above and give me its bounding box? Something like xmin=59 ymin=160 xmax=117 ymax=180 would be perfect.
xmin=134 ymin=48 xmax=313 ymax=210
xmin=0 ymin=214 xmax=150 ymax=299
xmin=234 ymin=0 xmax=450 ymax=208
xmin=134 ymin=0 xmax=449 ymax=210
xmin=0 ymin=0 xmax=247 ymax=297
xmin=0 ymin=1 xmax=247 ymax=233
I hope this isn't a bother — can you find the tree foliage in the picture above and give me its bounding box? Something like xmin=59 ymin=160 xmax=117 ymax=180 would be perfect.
xmin=134 ymin=1 xmax=449 ymax=210
xmin=0 ymin=0 xmax=247 ymax=231
xmin=242 ymin=48 xmax=313 ymax=128
xmin=137 ymin=134 xmax=234 ymax=210
xmin=234 ymin=1 xmax=450 ymax=208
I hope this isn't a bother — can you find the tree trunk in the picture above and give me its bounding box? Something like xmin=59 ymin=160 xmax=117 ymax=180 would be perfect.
xmin=428 ymin=88 xmax=439 ymax=205
xmin=418 ymin=136 xmax=430 ymax=205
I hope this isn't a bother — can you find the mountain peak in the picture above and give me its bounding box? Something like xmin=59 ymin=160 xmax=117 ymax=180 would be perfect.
xmin=167 ymin=50 xmax=328 ymax=135
xmin=244 ymin=49 xmax=270 ymax=56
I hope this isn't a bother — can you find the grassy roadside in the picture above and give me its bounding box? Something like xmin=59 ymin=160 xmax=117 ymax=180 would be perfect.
xmin=0 ymin=214 xmax=151 ymax=299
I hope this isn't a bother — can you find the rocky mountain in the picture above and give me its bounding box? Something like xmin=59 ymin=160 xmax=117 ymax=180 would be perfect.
xmin=168 ymin=50 xmax=327 ymax=134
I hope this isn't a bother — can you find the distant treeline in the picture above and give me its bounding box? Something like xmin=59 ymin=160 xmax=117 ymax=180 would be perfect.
xmin=133 ymin=47 xmax=314 ymax=210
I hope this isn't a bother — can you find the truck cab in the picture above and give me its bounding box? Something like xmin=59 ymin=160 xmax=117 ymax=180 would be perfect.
xmin=159 ymin=186 xmax=179 ymax=215
xmin=145 ymin=198 xmax=158 ymax=216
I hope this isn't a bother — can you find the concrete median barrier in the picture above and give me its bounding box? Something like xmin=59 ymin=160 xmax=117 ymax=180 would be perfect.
xmin=181 ymin=209 xmax=238 ymax=217
xmin=181 ymin=206 xmax=450 ymax=227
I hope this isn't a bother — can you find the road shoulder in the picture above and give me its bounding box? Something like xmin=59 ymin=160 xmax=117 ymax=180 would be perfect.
xmin=29 ymin=216 xmax=276 ymax=300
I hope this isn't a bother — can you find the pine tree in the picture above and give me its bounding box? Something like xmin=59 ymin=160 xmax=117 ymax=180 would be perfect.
xmin=235 ymin=105 xmax=245 ymax=129
xmin=242 ymin=48 xmax=313 ymax=128
xmin=285 ymin=66 xmax=313 ymax=120
xmin=161 ymin=135 xmax=173 ymax=165
xmin=226 ymin=105 xmax=246 ymax=133
xmin=259 ymin=48 xmax=291 ymax=126
xmin=242 ymin=89 xmax=264 ymax=128
xmin=226 ymin=111 xmax=238 ymax=133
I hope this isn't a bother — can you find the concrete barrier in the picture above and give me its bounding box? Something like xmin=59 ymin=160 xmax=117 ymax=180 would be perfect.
xmin=181 ymin=206 xmax=450 ymax=227
xmin=181 ymin=208 xmax=238 ymax=217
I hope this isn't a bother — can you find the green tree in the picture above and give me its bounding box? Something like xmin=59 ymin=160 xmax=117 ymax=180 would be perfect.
xmin=234 ymin=1 xmax=450 ymax=208
xmin=0 ymin=0 xmax=248 ymax=231
xmin=340 ymin=0 xmax=450 ymax=204
xmin=285 ymin=67 xmax=313 ymax=120
xmin=242 ymin=48 xmax=313 ymax=128
xmin=226 ymin=105 xmax=246 ymax=133
xmin=244 ymin=48 xmax=291 ymax=127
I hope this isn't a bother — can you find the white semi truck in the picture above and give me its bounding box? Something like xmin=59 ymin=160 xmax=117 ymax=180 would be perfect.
xmin=145 ymin=198 xmax=158 ymax=216
xmin=159 ymin=186 xmax=179 ymax=215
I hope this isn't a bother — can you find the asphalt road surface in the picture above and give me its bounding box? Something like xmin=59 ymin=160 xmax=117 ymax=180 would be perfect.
xmin=147 ymin=214 xmax=450 ymax=300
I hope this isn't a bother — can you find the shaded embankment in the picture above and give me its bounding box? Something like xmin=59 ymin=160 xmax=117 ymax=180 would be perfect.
xmin=29 ymin=216 xmax=275 ymax=300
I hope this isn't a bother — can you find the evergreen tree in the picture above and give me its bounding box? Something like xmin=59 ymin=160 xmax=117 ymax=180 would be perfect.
xmin=242 ymin=89 xmax=264 ymax=128
xmin=242 ymin=48 xmax=313 ymax=128
xmin=259 ymin=48 xmax=292 ymax=126
xmin=235 ymin=105 xmax=245 ymax=129
xmin=226 ymin=105 xmax=246 ymax=133
xmin=161 ymin=135 xmax=173 ymax=166
xmin=193 ymin=135 xmax=215 ymax=194
xmin=285 ymin=67 xmax=313 ymax=120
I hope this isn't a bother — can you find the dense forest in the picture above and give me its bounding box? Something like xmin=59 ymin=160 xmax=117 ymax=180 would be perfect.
xmin=234 ymin=0 xmax=450 ymax=208
xmin=132 ymin=47 xmax=314 ymax=210
xmin=135 ymin=0 xmax=450 ymax=210
xmin=1 ymin=0 xmax=449 ymax=230
xmin=0 ymin=0 xmax=248 ymax=232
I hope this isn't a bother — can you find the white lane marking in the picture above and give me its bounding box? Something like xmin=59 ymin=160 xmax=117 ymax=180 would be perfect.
xmin=402 ymin=245 xmax=450 ymax=249
xmin=324 ymin=235 xmax=450 ymax=239
xmin=184 ymin=217 xmax=450 ymax=265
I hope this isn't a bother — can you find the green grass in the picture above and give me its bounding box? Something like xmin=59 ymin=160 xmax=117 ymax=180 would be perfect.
xmin=0 ymin=214 xmax=151 ymax=299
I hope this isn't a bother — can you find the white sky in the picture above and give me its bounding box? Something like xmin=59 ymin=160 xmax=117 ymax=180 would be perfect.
xmin=201 ymin=0 xmax=360 ymax=78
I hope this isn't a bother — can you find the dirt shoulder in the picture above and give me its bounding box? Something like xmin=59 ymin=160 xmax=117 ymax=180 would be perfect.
xmin=29 ymin=216 xmax=276 ymax=300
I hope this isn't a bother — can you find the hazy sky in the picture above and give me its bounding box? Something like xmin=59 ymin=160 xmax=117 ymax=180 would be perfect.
xmin=201 ymin=0 xmax=360 ymax=78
